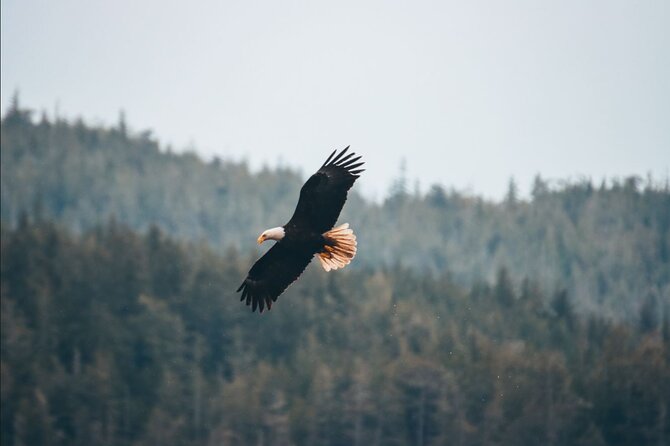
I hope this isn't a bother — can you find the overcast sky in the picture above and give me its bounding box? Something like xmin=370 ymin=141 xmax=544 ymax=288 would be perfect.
xmin=2 ymin=0 xmax=669 ymax=200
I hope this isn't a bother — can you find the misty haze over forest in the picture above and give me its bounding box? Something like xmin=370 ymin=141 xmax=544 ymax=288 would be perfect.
xmin=3 ymin=1 xmax=669 ymax=201
xmin=2 ymin=101 xmax=668 ymax=320
xmin=2 ymin=100 xmax=669 ymax=445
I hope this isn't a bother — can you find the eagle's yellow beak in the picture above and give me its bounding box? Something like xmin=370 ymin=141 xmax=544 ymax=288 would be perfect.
xmin=257 ymin=234 xmax=265 ymax=244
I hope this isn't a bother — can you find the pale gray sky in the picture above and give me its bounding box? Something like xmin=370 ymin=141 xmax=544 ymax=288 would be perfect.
xmin=2 ymin=0 xmax=669 ymax=200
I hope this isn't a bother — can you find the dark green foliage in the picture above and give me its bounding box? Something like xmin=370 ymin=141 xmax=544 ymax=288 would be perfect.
xmin=2 ymin=104 xmax=669 ymax=445
xmin=2 ymin=108 xmax=669 ymax=321
xmin=2 ymin=221 xmax=668 ymax=446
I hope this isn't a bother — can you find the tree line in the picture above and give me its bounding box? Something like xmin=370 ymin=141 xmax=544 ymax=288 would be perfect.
xmin=2 ymin=101 xmax=668 ymax=321
xmin=2 ymin=218 xmax=668 ymax=446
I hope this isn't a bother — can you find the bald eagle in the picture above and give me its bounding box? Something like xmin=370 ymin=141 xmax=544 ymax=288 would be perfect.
xmin=237 ymin=147 xmax=364 ymax=312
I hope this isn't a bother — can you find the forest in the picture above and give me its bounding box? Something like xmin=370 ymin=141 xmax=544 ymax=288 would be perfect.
xmin=1 ymin=102 xmax=669 ymax=445
xmin=1 ymin=102 xmax=668 ymax=321
xmin=2 ymin=218 xmax=668 ymax=446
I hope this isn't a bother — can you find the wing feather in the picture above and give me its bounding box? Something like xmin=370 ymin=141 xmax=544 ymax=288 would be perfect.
xmin=321 ymin=149 xmax=338 ymax=167
xmin=237 ymin=242 xmax=313 ymax=313
xmin=330 ymin=145 xmax=350 ymax=163
xmin=287 ymin=147 xmax=364 ymax=234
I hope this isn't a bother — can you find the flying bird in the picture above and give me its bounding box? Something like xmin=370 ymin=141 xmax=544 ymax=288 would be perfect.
xmin=237 ymin=146 xmax=364 ymax=312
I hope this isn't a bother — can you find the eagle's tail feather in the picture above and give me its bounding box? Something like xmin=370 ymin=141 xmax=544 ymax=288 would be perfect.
xmin=318 ymin=223 xmax=357 ymax=272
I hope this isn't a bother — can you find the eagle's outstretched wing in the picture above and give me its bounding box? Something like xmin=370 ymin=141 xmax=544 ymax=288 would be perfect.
xmin=237 ymin=243 xmax=312 ymax=313
xmin=287 ymin=146 xmax=365 ymax=234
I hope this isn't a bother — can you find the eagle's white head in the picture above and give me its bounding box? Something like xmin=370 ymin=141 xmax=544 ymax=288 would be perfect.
xmin=257 ymin=226 xmax=285 ymax=244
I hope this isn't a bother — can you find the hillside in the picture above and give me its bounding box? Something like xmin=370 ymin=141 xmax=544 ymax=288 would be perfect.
xmin=1 ymin=103 xmax=669 ymax=319
xmin=2 ymin=220 xmax=668 ymax=445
